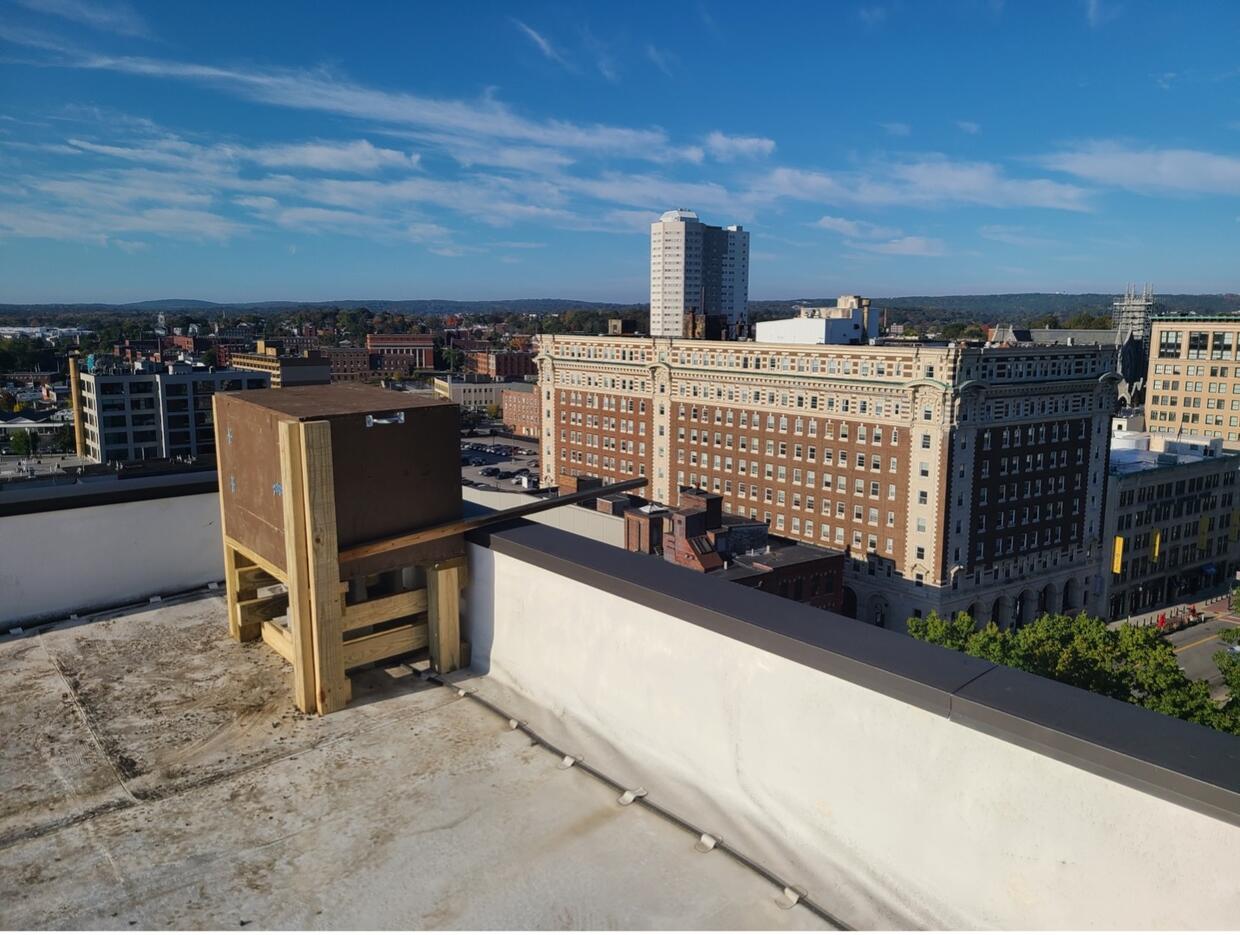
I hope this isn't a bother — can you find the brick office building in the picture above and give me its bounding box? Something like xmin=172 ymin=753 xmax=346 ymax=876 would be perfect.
xmin=322 ymin=346 xmax=371 ymax=382
xmin=536 ymin=333 xmax=1118 ymax=630
xmin=466 ymin=349 xmax=537 ymax=379
xmin=367 ymin=333 xmax=435 ymax=376
xmin=501 ymin=383 xmax=540 ymax=438
xmin=1146 ymin=313 xmax=1240 ymax=449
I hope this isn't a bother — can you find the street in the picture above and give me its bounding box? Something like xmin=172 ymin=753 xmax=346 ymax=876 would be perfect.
xmin=1166 ymin=612 xmax=1239 ymax=699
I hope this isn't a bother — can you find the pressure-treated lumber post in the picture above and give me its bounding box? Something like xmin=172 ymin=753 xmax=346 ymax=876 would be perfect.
xmin=212 ymin=395 xmax=248 ymax=642
xmin=297 ymin=420 xmax=350 ymax=714
xmin=428 ymin=557 xmax=464 ymax=674
xmin=279 ymin=419 xmax=318 ymax=714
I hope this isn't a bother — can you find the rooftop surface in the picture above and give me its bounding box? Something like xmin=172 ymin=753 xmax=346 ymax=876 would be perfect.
xmin=1 ymin=596 xmax=829 ymax=930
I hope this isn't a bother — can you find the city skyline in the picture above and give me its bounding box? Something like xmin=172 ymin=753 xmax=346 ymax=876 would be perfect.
xmin=2 ymin=0 xmax=1239 ymax=303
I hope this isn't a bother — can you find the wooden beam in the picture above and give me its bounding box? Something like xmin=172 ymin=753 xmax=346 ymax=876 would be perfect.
xmin=298 ymin=420 xmax=350 ymax=715
xmin=236 ymin=565 xmax=279 ymax=592
xmin=343 ymin=588 xmax=428 ymax=632
xmin=427 ymin=561 xmax=462 ymax=674
xmin=238 ymin=592 xmax=289 ymax=628
xmin=342 ymin=622 xmax=428 ymax=669
xmin=337 ymin=476 xmax=648 ymax=564
xmin=224 ymin=535 xmax=287 ymax=585
xmin=279 ymin=419 xmax=318 ymax=715
xmin=261 ymin=620 xmax=295 ymax=665
xmin=221 ymin=545 xmax=244 ymax=641
xmin=212 ymin=397 xmax=244 ymax=642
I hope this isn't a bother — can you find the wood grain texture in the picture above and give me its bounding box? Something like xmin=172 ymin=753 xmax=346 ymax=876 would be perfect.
xmin=279 ymin=419 xmax=318 ymax=714
xmin=298 ymin=420 xmax=350 ymax=714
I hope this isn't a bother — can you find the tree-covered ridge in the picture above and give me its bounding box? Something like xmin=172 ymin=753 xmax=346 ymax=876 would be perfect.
xmin=907 ymin=611 xmax=1240 ymax=736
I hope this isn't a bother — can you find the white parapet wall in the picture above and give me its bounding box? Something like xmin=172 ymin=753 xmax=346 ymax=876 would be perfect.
xmin=1 ymin=492 xmax=223 ymax=626
xmin=462 ymin=485 xmax=625 ymax=548
xmin=463 ymin=534 xmax=1240 ymax=930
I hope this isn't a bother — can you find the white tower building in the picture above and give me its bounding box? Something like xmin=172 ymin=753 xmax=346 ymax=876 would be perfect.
xmin=649 ymin=209 xmax=749 ymax=339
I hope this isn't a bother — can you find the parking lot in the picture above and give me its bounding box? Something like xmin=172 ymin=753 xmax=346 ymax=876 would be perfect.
xmin=459 ymin=433 xmax=541 ymax=492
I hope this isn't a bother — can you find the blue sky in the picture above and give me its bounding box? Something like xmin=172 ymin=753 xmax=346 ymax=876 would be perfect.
xmin=1 ymin=0 xmax=1238 ymax=303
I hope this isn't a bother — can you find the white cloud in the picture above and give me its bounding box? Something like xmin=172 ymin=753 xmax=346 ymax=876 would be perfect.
xmin=645 ymin=44 xmax=675 ymax=77
xmin=248 ymin=140 xmax=419 ymax=172
xmin=858 ymin=6 xmax=887 ymax=27
xmin=110 ymin=238 xmax=148 ymax=253
xmin=13 ymin=0 xmax=148 ymax=37
xmin=1041 ymin=142 xmax=1240 ymax=195
xmin=814 ymin=215 xmax=900 ymax=239
xmin=37 ymin=48 xmax=693 ymax=162
xmin=1085 ymin=0 xmax=1117 ymax=28
xmin=704 ymin=131 xmax=775 ymax=162
xmin=979 ymin=224 xmax=1059 ymax=247
xmin=755 ymin=159 xmax=1089 ymax=211
xmin=956 ymin=120 xmax=981 ymax=134
xmin=852 ymin=235 xmax=946 ymax=256
xmin=880 ymin=121 xmax=911 ymax=137
xmin=511 ymin=19 xmax=571 ymax=69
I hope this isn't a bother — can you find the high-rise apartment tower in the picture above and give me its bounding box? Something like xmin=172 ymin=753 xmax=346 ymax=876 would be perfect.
xmin=650 ymin=209 xmax=749 ymax=340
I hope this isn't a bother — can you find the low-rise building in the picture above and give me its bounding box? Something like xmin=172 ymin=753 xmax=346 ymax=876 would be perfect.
xmin=77 ymin=362 xmax=270 ymax=463
xmin=754 ymin=296 xmax=879 ymax=346
xmin=1101 ymin=431 xmax=1240 ymax=619
xmin=1146 ymin=313 xmax=1240 ymax=448
xmin=229 ymin=341 xmax=332 ymax=388
xmin=501 ymin=382 xmax=540 ymax=438
xmin=625 ymin=487 xmax=845 ymax=611
xmin=467 ymin=349 xmax=537 ymax=379
xmin=322 ymin=346 xmax=370 ymax=382
xmin=368 ymin=333 xmax=435 ymax=376
xmin=432 ymin=374 xmax=505 ymax=411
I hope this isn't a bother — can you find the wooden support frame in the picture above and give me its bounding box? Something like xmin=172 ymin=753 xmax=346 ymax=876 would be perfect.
xmin=298 ymin=420 xmax=351 ymax=714
xmin=217 ymin=412 xmax=471 ymax=715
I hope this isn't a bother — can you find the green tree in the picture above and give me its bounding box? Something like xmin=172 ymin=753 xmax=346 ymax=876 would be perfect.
xmin=10 ymin=429 xmax=39 ymax=456
xmin=906 ymin=610 xmax=976 ymax=652
xmin=906 ymin=610 xmax=1238 ymax=736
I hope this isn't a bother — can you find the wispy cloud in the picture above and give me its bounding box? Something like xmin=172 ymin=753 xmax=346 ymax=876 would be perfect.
xmin=880 ymin=121 xmax=911 ymax=137
xmin=1084 ymin=0 xmax=1118 ymax=28
xmin=858 ymin=6 xmax=887 ymax=27
xmin=1041 ymin=142 xmax=1240 ymax=194
xmin=645 ymin=44 xmax=675 ymax=77
xmin=814 ymin=215 xmax=900 ymax=239
xmin=756 ymin=159 xmax=1090 ymax=211
xmin=13 ymin=0 xmax=149 ymax=38
xmin=956 ymin=120 xmax=981 ymax=134
xmin=852 ymin=235 xmax=946 ymax=256
xmin=979 ymin=224 xmax=1060 ymax=247
xmin=704 ymin=131 xmax=775 ymax=162
xmin=20 ymin=46 xmax=699 ymax=162
xmin=511 ymin=19 xmax=571 ymax=69
xmin=581 ymin=26 xmax=618 ymax=83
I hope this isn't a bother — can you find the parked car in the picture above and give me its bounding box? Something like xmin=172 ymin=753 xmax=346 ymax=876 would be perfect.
xmin=469 ymin=458 xmax=486 ymax=466
xmin=480 ymin=466 xmax=500 ymax=477
xmin=496 ymin=470 xmax=515 ymax=480
xmin=513 ymin=467 xmax=529 ymax=476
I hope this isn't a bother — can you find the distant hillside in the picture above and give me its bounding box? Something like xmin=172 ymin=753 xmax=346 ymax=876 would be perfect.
xmin=752 ymin=293 xmax=1239 ymax=325
xmin=0 ymin=297 xmax=634 ymax=316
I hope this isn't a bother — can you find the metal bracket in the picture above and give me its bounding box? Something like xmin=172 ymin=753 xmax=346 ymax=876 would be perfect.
xmin=507 ymin=718 xmax=521 ymax=730
xmin=557 ymin=754 xmax=580 ymax=770
xmin=694 ymin=832 xmax=719 ymax=853
xmin=365 ymin=411 xmax=405 ymax=428
xmin=775 ymin=885 xmax=807 ymax=910
xmin=617 ymin=787 xmax=647 ymax=806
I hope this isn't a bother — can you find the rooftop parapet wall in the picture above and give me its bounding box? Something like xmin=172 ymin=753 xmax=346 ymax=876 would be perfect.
xmin=463 ymin=520 xmax=1240 ymax=930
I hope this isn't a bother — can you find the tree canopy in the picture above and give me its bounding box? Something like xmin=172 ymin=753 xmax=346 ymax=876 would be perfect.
xmin=908 ymin=611 xmax=1238 ymax=735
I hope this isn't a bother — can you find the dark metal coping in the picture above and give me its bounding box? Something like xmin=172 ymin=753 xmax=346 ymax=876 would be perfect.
xmin=0 ymin=472 xmax=218 ymax=517
xmin=467 ymin=518 xmax=1240 ymax=828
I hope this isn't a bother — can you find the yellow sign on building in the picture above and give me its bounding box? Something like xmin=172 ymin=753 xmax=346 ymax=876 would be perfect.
xmin=1152 ymin=529 xmax=1161 ymax=561
xmin=1112 ymin=535 xmax=1124 ymax=575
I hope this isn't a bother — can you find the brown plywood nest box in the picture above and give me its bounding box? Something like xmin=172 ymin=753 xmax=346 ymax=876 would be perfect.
xmin=215 ymin=384 xmax=464 ymax=579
